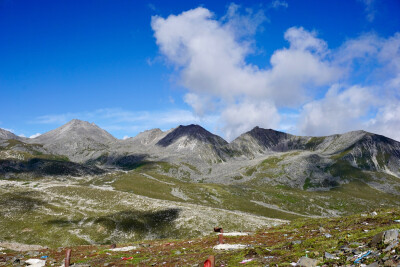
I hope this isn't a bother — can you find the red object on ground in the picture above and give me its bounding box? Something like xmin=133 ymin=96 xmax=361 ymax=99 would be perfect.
xmin=65 ymin=249 xmax=71 ymax=267
xmin=204 ymin=255 xmax=215 ymax=267
xmin=121 ymin=257 xmax=134 ymax=260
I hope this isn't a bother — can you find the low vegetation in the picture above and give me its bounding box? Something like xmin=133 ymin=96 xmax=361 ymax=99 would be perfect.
xmin=1 ymin=208 xmax=399 ymax=266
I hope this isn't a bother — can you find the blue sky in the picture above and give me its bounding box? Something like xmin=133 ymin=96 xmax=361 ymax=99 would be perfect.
xmin=1 ymin=0 xmax=399 ymax=141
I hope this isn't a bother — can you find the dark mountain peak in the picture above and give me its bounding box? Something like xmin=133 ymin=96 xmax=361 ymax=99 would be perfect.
xmin=248 ymin=126 xmax=287 ymax=135
xmin=228 ymin=127 xmax=296 ymax=155
xmin=245 ymin=127 xmax=290 ymax=145
xmin=156 ymin=124 xmax=228 ymax=147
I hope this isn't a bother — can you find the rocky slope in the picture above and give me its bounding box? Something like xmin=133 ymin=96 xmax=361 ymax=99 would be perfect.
xmin=28 ymin=119 xmax=117 ymax=162
xmin=0 ymin=128 xmax=20 ymax=140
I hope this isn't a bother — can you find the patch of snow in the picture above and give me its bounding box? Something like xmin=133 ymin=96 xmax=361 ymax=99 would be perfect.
xmin=108 ymin=246 xmax=137 ymax=252
xmin=213 ymin=244 xmax=247 ymax=250
xmin=25 ymin=259 xmax=46 ymax=267
xmin=217 ymin=232 xmax=249 ymax=236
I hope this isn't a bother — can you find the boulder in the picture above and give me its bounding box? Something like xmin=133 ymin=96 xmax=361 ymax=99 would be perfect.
xmin=371 ymin=229 xmax=399 ymax=247
xmin=383 ymin=229 xmax=398 ymax=244
xmin=297 ymin=257 xmax=319 ymax=267
xmin=324 ymin=252 xmax=339 ymax=260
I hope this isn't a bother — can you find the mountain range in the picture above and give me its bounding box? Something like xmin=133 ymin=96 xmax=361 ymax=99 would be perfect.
xmin=1 ymin=119 xmax=400 ymax=193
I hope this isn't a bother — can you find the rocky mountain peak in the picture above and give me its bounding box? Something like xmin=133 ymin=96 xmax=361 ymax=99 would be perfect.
xmin=0 ymin=128 xmax=19 ymax=140
xmin=26 ymin=119 xmax=117 ymax=162
xmin=233 ymin=126 xmax=291 ymax=149
xmin=123 ymin=128 xmax=165 ymax=146
xmin=33 ymin=119 xmax=116 ymax=143
xmin=156 ymin=124 xmax=228 ymax=147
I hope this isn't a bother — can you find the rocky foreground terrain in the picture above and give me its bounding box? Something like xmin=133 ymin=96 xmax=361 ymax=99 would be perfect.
xmin=0 ymin=208 xmax=399 ymax=266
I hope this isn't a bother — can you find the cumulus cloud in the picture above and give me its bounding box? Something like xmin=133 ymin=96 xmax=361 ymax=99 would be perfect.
xmin=378 ymin=33 xmax=400 ymax=89
xmin=220 ymin=100 xmax=280 ymax=141
xmin=29 ymin=133 xmax=41 ymax=138
xmin=152 ymin=6 xmax=341 ymax=140
xmin=151 ymin=5 xmax=400 ymax=141
xmin=298 ymin=84 xmax=378 ymax=136
xmin=298 ymin=33 xmax=400 ymax=140
xmin=368 ymin=103 xmax=400 ymax=141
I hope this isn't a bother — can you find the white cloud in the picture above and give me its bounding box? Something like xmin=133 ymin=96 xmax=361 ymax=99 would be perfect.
xmin=122 ymin=135 xmax=130 ymax=140
xmin=298 ymin=84 xmax=377 ymax=136
xmin=359 ymin=0 xmax=376 ymax=22
xmin=378 ymin=33 xmax=400 ymax=89
xmin=152 ymin=6 xmax=341 ymax=139
xmin=222 ymin=3 xmax=268 ymax=38
xmin=367 ymin=103 xmax=400 ymax=141
xmin=270 ymin=0 xmax=288 ymax=9
xmin=29 ymin=133 xmax=41 ymax=138
xmin=18 ymin=134 xmax=26 ymax=138
xmin=220 ymin=99 xmax=280 ymax=141
xmin=296 ymin=32 xmax=400 ymax=140
xmin=151 ymin=5 xmax=400 ymax=141
xmin=34 ymin=113 xmax=76 ymax=124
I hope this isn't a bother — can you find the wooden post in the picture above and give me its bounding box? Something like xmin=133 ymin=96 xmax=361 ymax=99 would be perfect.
xmin=204 ymin=255 xmax=215 ymax=267
xmin=214 ymin=227 xmax=224 ymax=244
xmin=65 ymin=249 xmax=71 ymax=267
xmin=218 ymin=233 xmax=224 ymax=244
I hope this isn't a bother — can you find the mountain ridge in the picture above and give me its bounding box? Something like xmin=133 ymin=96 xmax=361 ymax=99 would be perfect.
xmin=1 ymin=119 xmax=400 ymax=193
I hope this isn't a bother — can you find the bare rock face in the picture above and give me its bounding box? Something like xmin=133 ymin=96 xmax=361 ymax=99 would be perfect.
xmin=229 ymin=127 xmax=306 ymax=157
xmin=0 ymin=128 xmax=20 ymax=140
xmin=29 ymin=119 xmax=117 ymax=163
xmin=156 ymin=124 xmax=228 ymax=148
xmin=154 ymin=125 xmax=229 ymax=162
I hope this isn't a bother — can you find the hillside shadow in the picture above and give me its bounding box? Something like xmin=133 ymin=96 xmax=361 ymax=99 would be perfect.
xmin=0 ymin=158 xmax=104 ymax=176
xmin=0 ymin=191 xmax=47 ymax=215
xmin=46 ymin=208 xmax=181 ymax=239
xmin=85 ymin=154 xmax=149 ymax=170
